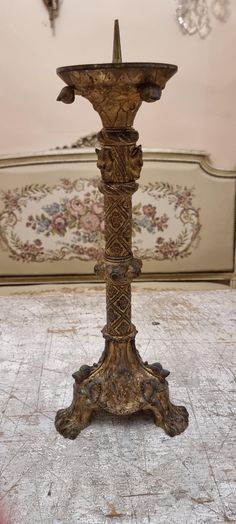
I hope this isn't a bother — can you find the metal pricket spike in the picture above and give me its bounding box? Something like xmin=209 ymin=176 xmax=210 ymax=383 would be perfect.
xmin=112 ymin=19 xmax=122 ymax=63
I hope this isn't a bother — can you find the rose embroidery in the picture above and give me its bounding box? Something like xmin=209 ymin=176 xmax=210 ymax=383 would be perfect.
xmin=51 ymin=213 xmax=67 ymax=232
xmin=67 ymin=197 xmax=86 ymax=216
xmin=80 ymin=212 xmax=101 ymax=232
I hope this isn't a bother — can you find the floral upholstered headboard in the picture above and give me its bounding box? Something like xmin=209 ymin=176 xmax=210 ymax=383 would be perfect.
xmin=0 ymin=149 xmax=235 ymax=286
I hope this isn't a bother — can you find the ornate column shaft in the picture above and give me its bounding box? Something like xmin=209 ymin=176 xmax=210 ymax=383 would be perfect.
xmin=95 ymin=128 xmax=143 ymax=339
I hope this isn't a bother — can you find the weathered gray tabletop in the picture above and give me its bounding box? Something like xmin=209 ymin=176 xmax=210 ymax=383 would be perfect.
xmin=0 ymin=286 xmax=235 ymax=523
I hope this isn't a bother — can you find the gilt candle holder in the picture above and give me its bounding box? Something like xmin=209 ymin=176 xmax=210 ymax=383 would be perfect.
xmin=55 ymin=21 xmax=189 ymax=439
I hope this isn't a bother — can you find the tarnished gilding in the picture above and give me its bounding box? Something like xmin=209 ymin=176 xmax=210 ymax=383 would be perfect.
xmin=54 ymin=23 xmax=188 ymax=439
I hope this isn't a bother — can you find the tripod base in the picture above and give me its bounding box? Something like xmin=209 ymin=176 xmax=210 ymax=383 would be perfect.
xmin=55 ymin=337 xmax=189 ymax=439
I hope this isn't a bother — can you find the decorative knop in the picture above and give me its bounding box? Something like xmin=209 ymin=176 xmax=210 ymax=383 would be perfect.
xmin=57 ymin=86 xmax=75 ymax=104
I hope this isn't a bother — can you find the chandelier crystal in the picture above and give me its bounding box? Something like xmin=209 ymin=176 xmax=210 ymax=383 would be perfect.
xmin=176 ymin=0 xmax=231 ymax=38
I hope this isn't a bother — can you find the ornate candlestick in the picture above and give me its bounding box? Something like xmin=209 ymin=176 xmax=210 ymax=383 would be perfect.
xmin=55 ymin=21 xmax=189 ymax=439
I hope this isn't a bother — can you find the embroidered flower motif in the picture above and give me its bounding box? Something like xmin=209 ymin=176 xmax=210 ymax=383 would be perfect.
xmin=92 ymin=202 xmax=104 ymax=215
xmin=143 ymin=204 xmax=156 ymax=218
xmin=16 ymin=240 xmax=44 ymax=261
xmin=170 ymin=187 xmax=194 ymax=210
xmin=158 ymin=241 xmax=179 ymax=258
xmin=51 ymin=213 xmax=67 ymax=232
xmin=80 ymin=212 xmax=100 ymax=232
xmin=156 ymin=213 xmax=169 ymax=231
xmin=34 ymin=239 xmax=42 ymax=246
xmin=0 ymin=177 xmax=200 ymax=263
xmin=67 ymin=197 xmax=86 ymax=216
xmin=133 ymin=205 xmax=169 ymax=235
xmin=156 ymin=237 xmax=164 ymax=244
xmin=3 ymin=192 xmax=21 ymax=211
xmin=43 ymin=202 xmax=60 ymax=216
xmin=33 ymin=217 xmax=50 ymax=233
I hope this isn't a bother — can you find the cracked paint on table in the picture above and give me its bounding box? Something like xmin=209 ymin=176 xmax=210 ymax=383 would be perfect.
xmin=0 ymin=287 xmax=236 ymax=523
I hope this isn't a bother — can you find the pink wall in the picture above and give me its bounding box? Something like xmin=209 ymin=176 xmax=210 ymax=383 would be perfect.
xmin=1 ymin=1 xmax=236 ymax=168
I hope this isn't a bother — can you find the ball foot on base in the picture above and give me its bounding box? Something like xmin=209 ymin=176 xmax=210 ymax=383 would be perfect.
xmin=55 ymin=404 xmax=93 ymax=440
xmin=147 ymin=403 xmax=189 ymax=437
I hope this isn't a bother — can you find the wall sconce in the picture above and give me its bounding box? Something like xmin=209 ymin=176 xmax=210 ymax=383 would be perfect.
xmin=42 ymin=0 xmax=61 ymax=35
